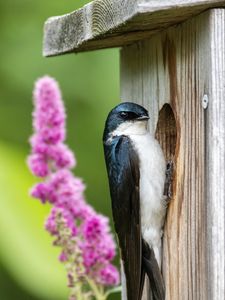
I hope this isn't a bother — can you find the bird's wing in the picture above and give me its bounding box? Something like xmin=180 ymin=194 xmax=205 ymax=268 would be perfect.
xmin=142 ymin=239 xmax=165 ymax=299
xmin=104 ymin=135 xmax=143 ymax=300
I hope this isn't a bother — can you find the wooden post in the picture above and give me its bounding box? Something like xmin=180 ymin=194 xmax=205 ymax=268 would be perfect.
xmin=121 ymin=10 xmax=225 ymax=299
xmin=206 ymin=10 xmax=225 ymax=299
xmin=43 ymin=2 xmax=225 ymax=299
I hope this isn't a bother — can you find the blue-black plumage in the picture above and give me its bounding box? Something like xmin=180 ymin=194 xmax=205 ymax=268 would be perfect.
xmin=103 ymin=102 xmax=166 ymax=300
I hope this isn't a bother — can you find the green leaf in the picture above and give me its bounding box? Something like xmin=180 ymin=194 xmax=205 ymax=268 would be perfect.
xmin=105 ymin=285 xmax=122 ymax=297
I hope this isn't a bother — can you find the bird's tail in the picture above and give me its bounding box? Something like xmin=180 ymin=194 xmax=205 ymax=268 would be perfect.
xmin=142 ymin=239 xmax=165 ymax=300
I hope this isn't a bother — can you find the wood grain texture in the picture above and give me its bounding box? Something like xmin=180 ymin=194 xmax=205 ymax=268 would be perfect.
xmin=206 ymin=9 xmax=225 ymax=300
xmin=43 ymin=0 xmax=225 ymax=56
xmin=121 ymin=8 xmax=225 ymax=300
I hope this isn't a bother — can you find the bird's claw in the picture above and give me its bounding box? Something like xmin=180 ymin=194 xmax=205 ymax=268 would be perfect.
xmin=164 ymin=160 xmax=174 ymax=200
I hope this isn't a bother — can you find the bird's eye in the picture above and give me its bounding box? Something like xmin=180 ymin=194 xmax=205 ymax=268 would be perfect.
xmin=120 ymin=111 xmax=129 ymax=118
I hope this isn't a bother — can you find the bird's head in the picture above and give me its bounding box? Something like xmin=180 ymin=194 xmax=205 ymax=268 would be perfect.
xmin=103 ymin=102 xmax=149 ymax=142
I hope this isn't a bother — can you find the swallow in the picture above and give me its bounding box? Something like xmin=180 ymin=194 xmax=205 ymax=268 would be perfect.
xmin=103 ymin=102 xmax=167 ymax=300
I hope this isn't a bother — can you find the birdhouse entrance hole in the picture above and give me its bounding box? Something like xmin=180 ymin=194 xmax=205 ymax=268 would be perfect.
xmin=155 ymin=104 xmax=177 ymax=198
xmin=155 ymin=103 xmax=177 ymax=162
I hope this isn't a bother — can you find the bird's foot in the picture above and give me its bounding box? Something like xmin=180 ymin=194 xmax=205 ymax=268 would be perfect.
xmin=164 ymin=160 xmax=174 ymax=201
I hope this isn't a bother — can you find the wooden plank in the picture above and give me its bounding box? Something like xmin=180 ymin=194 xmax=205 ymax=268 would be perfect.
xmin=206 ymin=9 xmax=225 ymax=300
xmin=43 ymin=0 xmax=225 ymax=56
xmin=121 ymin=8 xmax=225 ymax=299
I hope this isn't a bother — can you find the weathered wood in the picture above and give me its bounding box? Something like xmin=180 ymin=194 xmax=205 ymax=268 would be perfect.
xmin=43 ymin=0 xmax=225 ymax=56
xmin=121 ymin=8 xmax=225 ymax=300
xmin=206 ymin=9 xmax=225 ymax=300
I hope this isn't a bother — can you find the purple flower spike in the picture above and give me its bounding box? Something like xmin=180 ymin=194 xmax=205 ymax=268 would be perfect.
xmin=33 ymin=76 xmax=66 ymax=144
xmin=28 ymin=76 xmax=120 ymax=300
xmin=28 ymin=76 xmax=76 ymax=177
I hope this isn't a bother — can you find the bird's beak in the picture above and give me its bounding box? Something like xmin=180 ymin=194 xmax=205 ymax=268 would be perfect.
xmin=137 ymin=116 xmax=150 ymax=121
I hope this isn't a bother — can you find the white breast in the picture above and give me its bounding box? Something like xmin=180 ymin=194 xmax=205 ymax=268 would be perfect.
xmin=112 ymin=120 xmax=166 ymax=266
xmin=130 ymin=133 xmax=166 ymax=265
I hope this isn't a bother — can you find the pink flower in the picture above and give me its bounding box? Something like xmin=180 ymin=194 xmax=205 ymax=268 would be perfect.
xmin=45 ymin=206 xmax=77 ymax=237
xmin=32 ymin=76 xmax=66 ymax=144
xmin=28 ymin=76 xmax=76 ymax=178
xmin=49 ymin=144 xmax=76 ymax=169
xmin=27 ymin=153 xmax=49 ymax=177
xmin=99 ymin=264 xmax=120 ymax=286
xmin=82 ymin=247 xmax=100 ymax=268
xmin=28 ymin=76 xmax=120 ymax=296
xmin=30 ymin=135 xmax=76 ymax=169
xmin=46 ymin=170 xmax=86 ymax=207
xmin=45 ymin=207 xmax=58 ymax=235
xmin=59 ymin=252 xmax=68 ymax=262
xmin=80 ymin=214 xmax=117 ymax=282
xmin=30 ymin=182 xmax=49 ymax=203
xmin=83 ymin=215 xmax=108 ymax=242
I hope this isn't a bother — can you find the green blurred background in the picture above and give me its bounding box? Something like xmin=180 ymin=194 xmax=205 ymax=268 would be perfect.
xmin=0 ymin=1 xmax=119 ymax=299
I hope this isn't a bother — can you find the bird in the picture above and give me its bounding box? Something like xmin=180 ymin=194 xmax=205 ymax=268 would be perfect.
xmin=103 ymin=102 xmax=167 ymax=300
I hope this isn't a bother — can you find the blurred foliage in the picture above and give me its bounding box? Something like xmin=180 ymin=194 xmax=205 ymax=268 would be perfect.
xmin=0 ymin=0 xmax=119 ymax=299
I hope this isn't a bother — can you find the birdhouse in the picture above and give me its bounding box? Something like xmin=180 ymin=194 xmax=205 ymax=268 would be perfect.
xmin=43 ymin=1 xmax=225 ymax=299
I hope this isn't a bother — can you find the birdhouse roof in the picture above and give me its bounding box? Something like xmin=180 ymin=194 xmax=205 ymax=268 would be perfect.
xmin=43 ymin=0 xmax=225 ymax=57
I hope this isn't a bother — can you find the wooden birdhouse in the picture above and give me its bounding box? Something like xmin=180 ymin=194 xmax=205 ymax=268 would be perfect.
xmin=43 ymin=1 xmax=225 ymax=299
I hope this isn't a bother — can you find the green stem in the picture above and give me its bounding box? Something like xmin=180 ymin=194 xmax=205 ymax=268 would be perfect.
xmin=105 ymin=286 xmax=122 ymax=298
xmin=85 ymin=277 xmax=107 ymax=300
xmin=70 ymin=278 xmax=83 ymax=300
